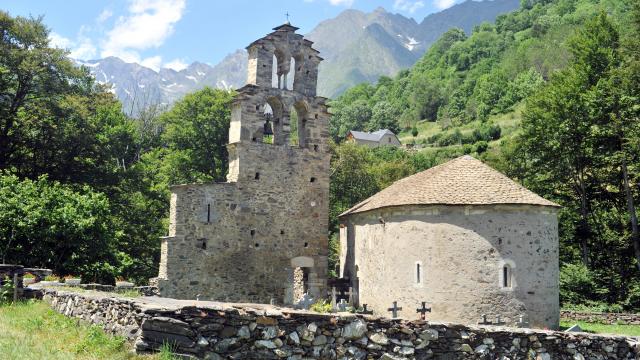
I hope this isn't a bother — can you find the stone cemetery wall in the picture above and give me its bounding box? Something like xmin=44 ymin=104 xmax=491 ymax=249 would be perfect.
xmin=42 ymin=288 xmax=639 ymax=359
xmin=561 ymin=310 xmax=640 ymax=325
xmin=1 ymin=264 xmax=52 ymax=300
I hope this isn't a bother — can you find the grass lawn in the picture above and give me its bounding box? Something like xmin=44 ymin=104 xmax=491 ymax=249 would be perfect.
xmin=0 ymin=301 xmax=173 ymax=360
xmin=560 ymin=320 xmax=640 ymax=337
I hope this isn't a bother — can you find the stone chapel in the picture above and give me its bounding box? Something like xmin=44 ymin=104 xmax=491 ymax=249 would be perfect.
xmin=155 ymin=23 xmax=330 ymax=305
xmin=339 ymin=156 xmax=561 ymax=329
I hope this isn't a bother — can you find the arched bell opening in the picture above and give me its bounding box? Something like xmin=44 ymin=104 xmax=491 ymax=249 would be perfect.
xmin=274 ymin=49 xmax=291 ymax=90
xmin=253 ymin=97 xmax=284 ymax=145
xmin=262 ymin=103 xmax=274 ymax=144
xmin=285 ymin=57 xmax=295 ymax=90
xmin=290 ymin=101 xmax=308 ymax=147
xmin=271 ymin=54 xmax=279 ymax=89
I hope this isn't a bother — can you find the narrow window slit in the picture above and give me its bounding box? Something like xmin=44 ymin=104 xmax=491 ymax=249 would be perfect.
xmin=503 ymin=265 xmax=512 ymax=288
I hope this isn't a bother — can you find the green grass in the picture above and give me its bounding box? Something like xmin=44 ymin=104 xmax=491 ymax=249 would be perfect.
xmin=0 ymin=301 xmax=173 ymax=360
xmin=560 ymin=320 xmax=640 ymax=337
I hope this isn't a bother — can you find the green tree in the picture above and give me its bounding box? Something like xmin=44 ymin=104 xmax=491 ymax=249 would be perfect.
xmin=0 ymin=12 xmax=94 ymax=172
xmin=329 ymin=143 xmax=379 ymax=233
xmin=0 ymin=175 xmax=116 ymax=282
xmin=158 ymin=87 xmax=234 ymax=184
xmin=518 ymin=13 xmax=621 ymax=267
xmin=329 ymin=99 xmax=372 ymax=141
xmin=367 ymin=101 xmax=400 ymax=133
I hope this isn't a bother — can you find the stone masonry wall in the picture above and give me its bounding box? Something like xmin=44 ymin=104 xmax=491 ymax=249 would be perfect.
xmin=561 ymin=310 xmax=640 ymax=325
xmin=340 ymin=204 xmax=559 ymax=329
xmin=157 ymin=24 xmax=331 ymax=305
xmin=43 ymin=288 xmax=639 ymax=360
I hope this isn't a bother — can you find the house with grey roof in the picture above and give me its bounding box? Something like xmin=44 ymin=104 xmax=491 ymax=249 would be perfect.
xmin=346 ymin=129 xmax=401 ymax=147
xmin=339 ymin=155 xmax=560 ymax=329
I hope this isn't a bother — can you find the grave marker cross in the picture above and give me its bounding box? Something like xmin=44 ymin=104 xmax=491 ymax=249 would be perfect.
xmin=478 ymin=314 xmax=493 ymax=325
xmin=360 ymin=304 xmax=373 ymax=315
xmin=416 ymin=301 xmax=431 ymax=320
xmin=330 ymin=287 xmax=337 ymax=312
xmin=494 ymin=315 xmax=506 ymax=326
xmin=387 ymin=301 xmax=402 ymax=318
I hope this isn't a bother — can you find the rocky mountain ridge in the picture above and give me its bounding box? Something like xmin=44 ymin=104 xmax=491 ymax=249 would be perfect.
xmin=77 ymin=0 xmax=519 ymax=111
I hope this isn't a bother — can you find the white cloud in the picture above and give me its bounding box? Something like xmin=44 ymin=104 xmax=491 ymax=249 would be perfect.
xmin=433 ymin=0 xmax=456 ymax=10
xmin=70 ymin=37 xmax=98 ymax=59
xmin=49 ymin=1 xmax=190 ymax=70
xmin=394 ymin=0 xmax=424 ymax=13
xmin=328 ymin=0 xmax=353 ymax=6
xmin=101 ymin=0 xmax=186 ymax=65
xmin=49 ymin=32 xmax=73 ymax=49
xmin=97 ymin=9 xmax=114 ymax=23
xmin=140 ymin=56 xmax=163 ymax=71
xmin=164 ymin=58 xmax=188 ymax=71
xmin=49 ymin=32 xmax=97 ymax=60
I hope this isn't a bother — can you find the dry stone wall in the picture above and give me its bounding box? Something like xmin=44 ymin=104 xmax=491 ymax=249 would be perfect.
xmin=561 ymin=310 xmax=640 ymax=326
xmin=43 ymin=288 xmax=639 ymax=360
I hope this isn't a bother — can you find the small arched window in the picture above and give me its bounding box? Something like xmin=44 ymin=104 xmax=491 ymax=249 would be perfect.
xmin=502 ymin=265 xmax=512 ymax=288
xmin=415 ymin=261 xmax=423 ymax=286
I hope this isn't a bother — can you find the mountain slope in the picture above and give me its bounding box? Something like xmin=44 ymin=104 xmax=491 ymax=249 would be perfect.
xmin=78 ymin=0 xmax=520 ymax=107
xmin=309 ymin=0 xmax=519 ymax=97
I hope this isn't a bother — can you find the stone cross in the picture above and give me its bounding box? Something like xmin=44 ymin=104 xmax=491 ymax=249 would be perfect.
xmin=330 ymin=287 xmax=337 ymax=312
xmin=285 ymin=12 xmax=290 ymax=22
xmin=360 ymin=304 xmax=373 ymax=315
xmin=416 ymin=301 xmax=431 ymax=320
xmin=387 ymin=301 xmax=402 ymax=318
xmin=517 ymin=314 xmax=530 ymax=328
xmin=478 ymin=314 xmax=493 ymax=325
xmin=494 ymin=315 xmax=506 ymax=326
xmin=347 ymin=287 xmax=355 ymax=306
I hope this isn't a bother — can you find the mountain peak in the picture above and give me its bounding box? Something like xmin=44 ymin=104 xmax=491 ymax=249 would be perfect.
xmin=79 ymin=0 xmax=520 ymax=108
xmin=372 ymin=6 xmax=387 ymax=14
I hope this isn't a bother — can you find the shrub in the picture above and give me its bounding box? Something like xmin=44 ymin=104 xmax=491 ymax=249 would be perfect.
xmin=310 ymin=299 xmax=333 ymax=313
xmin=411 ymin=126 xmax=419 ymax=137
xmin=560 ymin=262 xmax=607 ymax=306
xmin=472 ymin=123 xmax=502 ymax=143
xmin=474 ymin=141 xmax=489 ymax=154
xmin=0 ymin=276 xmax=14 ymax=303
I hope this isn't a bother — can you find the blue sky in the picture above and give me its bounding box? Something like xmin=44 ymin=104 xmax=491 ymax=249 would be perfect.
xmin=4 ymin=0 xmax=461 ymax=71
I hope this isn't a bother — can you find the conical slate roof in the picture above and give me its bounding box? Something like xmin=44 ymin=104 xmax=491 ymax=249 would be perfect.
xmin=340 ymin=155 xmax=559 ymax=216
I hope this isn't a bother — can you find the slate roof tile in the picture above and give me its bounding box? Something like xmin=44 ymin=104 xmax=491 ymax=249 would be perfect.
xmin=340 ymin=155 xmax=559 ymax=216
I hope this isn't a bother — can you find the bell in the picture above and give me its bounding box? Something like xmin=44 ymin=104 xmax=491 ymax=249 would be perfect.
xmin=263 ymin=114 xmax=274 ymax=136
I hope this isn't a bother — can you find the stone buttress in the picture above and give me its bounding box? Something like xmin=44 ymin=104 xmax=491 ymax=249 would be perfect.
xmin=155 ymin=23 xmax=330 ymax=304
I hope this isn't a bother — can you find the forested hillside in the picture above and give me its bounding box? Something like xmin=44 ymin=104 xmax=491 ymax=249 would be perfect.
xmin=329 ymin=0 xmax=640 ymax=311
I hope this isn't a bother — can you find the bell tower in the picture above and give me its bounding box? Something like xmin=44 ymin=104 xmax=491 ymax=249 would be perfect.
xmin=156 ymin=23 xmax=330 ymax=305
